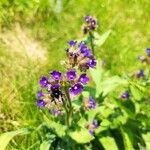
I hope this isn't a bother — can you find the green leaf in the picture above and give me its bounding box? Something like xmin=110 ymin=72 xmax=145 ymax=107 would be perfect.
xmin=90 ymin=59 xmax=103 ymax=88
xmin=94 ymin=30 xmax=112 ymax=47
xmin=142 ymin=133 xmax=150 ymax=150
xmin=120 ymin=127 xmax=134 ymax=150
xmin=90 ymin=59 xmax=127 ymax=97
xmin=43 ymin=114 xmax=67 ymax=137
xmin=100 ymin=76 xmax=127 ymax=96
xmin=69 ymin=128 xmax=94 ymax=144
xmin=0 ymin=128 xmax=30 ymax=150
xmin=113 ymin=98 xmax=135 ymax=118
xmin=86 ymin=106 xmax=101 ymax=121
xmin=99 ymin=136 xmax=119 ymax=150
xmin=40 ymin=140 xmax=51 ymax=150
xmin=130 ymin=85 xmax=143 ymax=101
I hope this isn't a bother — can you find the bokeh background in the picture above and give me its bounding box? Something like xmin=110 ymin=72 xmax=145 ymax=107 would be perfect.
xmin=0 ymin=0 xmax=149 ymax=149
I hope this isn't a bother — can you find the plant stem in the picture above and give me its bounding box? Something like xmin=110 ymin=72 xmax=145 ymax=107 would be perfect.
xmin=62 ymin=98 xmax=69 ymax=126
xmin=89 ymin=31 xmax=95 ymax=55
xmin=64 ymin=88 xmax=73 ymax=126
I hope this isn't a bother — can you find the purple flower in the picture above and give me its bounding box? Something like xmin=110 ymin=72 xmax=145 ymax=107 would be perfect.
xmin=89 ymin=130 xmax=94 ymax=135
xmin=40 ymin=76 xmax=48 ymax=87
xmin=89 ymin=96 xmax=96 ymax=109
xmin=78 ymin=73 xmax=89 ymax=85
xmin=86 ymin=58 xmax=96 ymax=68
xmin=121 ymin=91 xmax=129 ymax=99
xmin=85 ymin=16 xmax=90 ymax=22
xmin=137 ymin=69 xmax=144 ymax=78
xmin=50 ymin=70 xmax=62 ymax=81
xmin=83 ymin=49 xmax=92 ymax=57
xmin=68 ymin=40 xmax=77 ymax=47
xmin=51 ymin=84 xmax=60 ymax=90
xmin=91 ymin=19 xmax=97 ymax=28
xmin=146 ymin=48 xmax=150 ymax=56
xmin=37 ymin=99 xmax=45 ymax=108
xmin=88 ymin=119 xmax=98 ymax=135
xmin=66 ymin=69 xmax=76 ymax=81
xmin=37 ymin=90 xmax=44 ymax=98
xmin=92 ymin=120 xmax=98 ymax=128
xmin=50 ymin=109 xmax=62 ymax=116
xmin=69 ymin=83 xmax=83 ymax=95
xmin=79 ymin=42 xmax=87 ymax=53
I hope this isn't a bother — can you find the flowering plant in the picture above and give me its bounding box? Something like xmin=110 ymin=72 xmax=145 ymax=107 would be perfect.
xmin=34 ymin=16 xmax=150 ymax=149
xmin=1 ymin=16 xmax=149 ymax=150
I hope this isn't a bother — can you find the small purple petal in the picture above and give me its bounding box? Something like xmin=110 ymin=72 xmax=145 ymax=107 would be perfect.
xmin=78 ymin=73 xmax=89 ymax=85
xmin=86 ymin=58 xmax=96 ymax=68
xmin=79 ymin=42 xmax=87 ymax=53
xmin=89 ymin=96 xmax=96 ymax=109
xmin=89 ymin=129 xmax=94 ymax=135
xmin=51 ymin=84 xmax=60 ymax=91
xmin=50 ymin=70 xmax=62 ymax=81
xmin=68 ymin=40 xmax=77 ymax=47
xmin=83 ymin=49 xmax=92 ymax=57
xmin=121 ymin=91 xmax=129 ymax=99
xmin=137 ymin=69 xmax=144 ymax=78
xmin=92 ymin=120 xmax=98 ymax=128
xmin=37 ymin=99 xmax=45 ymax=108
xmin=85 ymin=16 xmax=90 ymax=22
xmin=40 ymin=76 xmax=48 ymax=87
xmin=91 ymin=19 xmax=97 ymax=28
xmin=37 ymin=90 xmax=44 ymax=98
xmin=50 ymin=109 xmax=62 ymax=116
xmin=146 ymin=48 xmax=150 ymax=56
xmin=69 ymin=83 xmax=83 ymax=95
xmin=66 ymin=69 xmax=76 ymax=81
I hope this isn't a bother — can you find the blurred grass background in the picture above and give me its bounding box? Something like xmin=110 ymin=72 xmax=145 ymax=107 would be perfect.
xmin=0 ymin=0 xmax=149 ymax=149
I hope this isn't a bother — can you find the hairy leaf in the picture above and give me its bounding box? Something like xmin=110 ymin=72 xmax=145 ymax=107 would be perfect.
xmin=69 ymin=128 xmax=94 ymax=144
xmin=94 ymin=30 xmax=112 ymax=47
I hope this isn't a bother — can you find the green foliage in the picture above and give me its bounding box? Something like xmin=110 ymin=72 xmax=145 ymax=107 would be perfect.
xmin=0 ymin=0 xmax=149 ymax=149
xmin=90 ymin=59 xmax=128 ymax=97
xmin=0 ymin=128 xmax=31 ymax=150
xmin=69 ymin=128 xmax=94 ymax=144
xmin=94 ymin=30 xmax=112 ymax=47
xmin=99 ymin=135 xmax=119 ymax=150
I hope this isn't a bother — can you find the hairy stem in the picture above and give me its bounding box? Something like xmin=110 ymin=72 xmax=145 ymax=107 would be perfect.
xmin=64 ymin=88 xmax=73 ymax=126
xmin=62 ymin=98 xmax=69 ymax=125
xmin=89 ymin=31 xmax=95 ymax=55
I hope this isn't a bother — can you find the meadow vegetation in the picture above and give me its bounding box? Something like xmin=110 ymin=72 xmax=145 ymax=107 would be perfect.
xmin=0 ymin=0 xmax=149 ymax=149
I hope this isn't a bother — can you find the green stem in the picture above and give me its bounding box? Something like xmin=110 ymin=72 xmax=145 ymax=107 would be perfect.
xmin=64 ymin=88 xmax=73 ymax=126
xmin=89 ymin=31 xmax=95 ymax=55
xmin=62 ymin=98 xmax=69 ymax=126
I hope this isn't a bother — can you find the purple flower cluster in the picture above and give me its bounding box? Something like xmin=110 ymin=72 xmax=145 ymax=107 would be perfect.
xmin=137 ymin=69 xmax=145 ymax=78
xmin=83 ymin=16 xmax=97 ymax=34
xmin=84 ymin=96 xmax=96 ymax=109
xmin=37 ymin=68 xmax=91 ymax=115
xmin=36 ymin=16 xmax=98 ymax=119
xmin=68 ymin=70 xmax=90 ymax=96
xmin=37 ymin=71 xmax=63 ymax=115
xmin=66 ymin=41 xmax=96 ymax=71
xmin=88 ymin=120 xmax=98 ymax=135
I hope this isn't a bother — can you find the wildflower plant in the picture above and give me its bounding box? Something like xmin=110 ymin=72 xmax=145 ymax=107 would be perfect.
xmin=37 ymin=38 xmax=97 ymax=127
xmin=1 ymin=16 xmax=150 ymax=150
xmin=34 ymin=16 xmax=150 ymax=149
